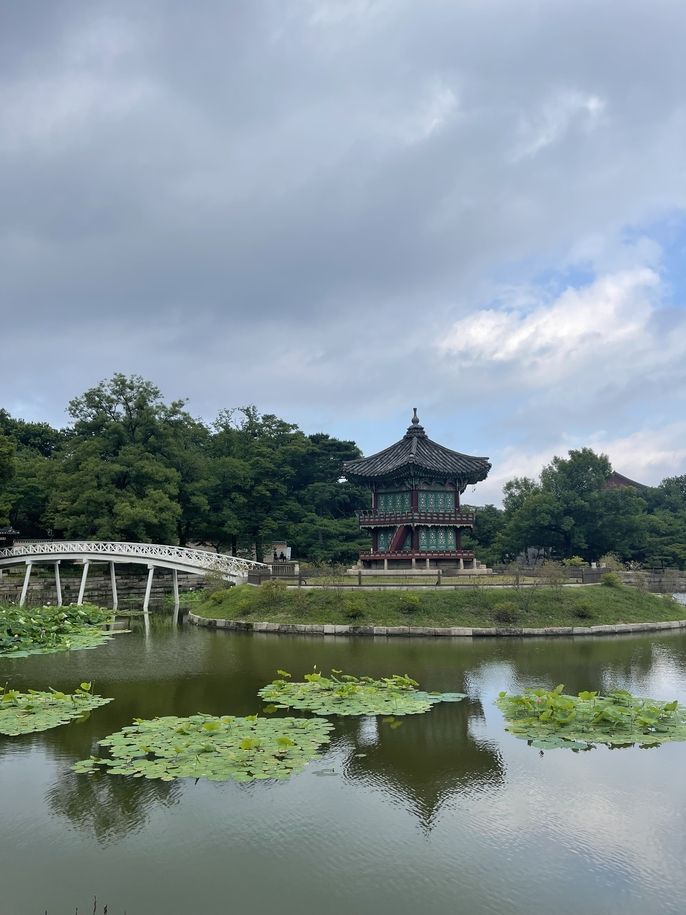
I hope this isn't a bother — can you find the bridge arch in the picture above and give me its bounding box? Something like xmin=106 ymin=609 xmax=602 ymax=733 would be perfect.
xmin=0 ymin=541 xmax=268 ymax=610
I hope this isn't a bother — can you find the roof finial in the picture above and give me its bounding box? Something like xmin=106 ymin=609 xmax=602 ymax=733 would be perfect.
xmin=411 ymin=407 xmax=419 ymax=425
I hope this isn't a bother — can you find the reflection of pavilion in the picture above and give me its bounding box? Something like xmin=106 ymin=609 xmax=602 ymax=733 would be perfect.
xmin=335 ymin=700 xmax=504 ymax=829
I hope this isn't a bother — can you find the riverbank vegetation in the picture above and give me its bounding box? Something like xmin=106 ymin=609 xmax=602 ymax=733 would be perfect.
xmin=1 ymin=373 xmax=686 ymax=566
xmin=191 ymin=581 xmax=683 ymax=629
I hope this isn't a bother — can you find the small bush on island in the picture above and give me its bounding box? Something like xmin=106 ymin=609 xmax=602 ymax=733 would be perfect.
xmin=601 ymin=571 xmax=622 ymax=588
xmin=492 ymin=602 xmax=519 ymax=625
xmin=573 ymin=602 xmax=595 ymax=621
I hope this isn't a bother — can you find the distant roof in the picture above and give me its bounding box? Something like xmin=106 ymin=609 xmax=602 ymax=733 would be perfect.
xmin=0 ymin=526 xmax=19 ymax=536
xmin=603 ymin=471 xmax=647 ymax=491
xmin=342 ymin=409 xmax=491 ymax=487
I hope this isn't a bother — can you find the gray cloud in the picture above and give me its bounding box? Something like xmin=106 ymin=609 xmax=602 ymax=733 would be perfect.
xmin=1 ymin=0 xmax=686 ymax=491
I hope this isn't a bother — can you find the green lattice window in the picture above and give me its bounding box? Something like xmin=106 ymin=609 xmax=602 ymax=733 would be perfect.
xmin=376 ymin=529 xmax=412 ymax=553
xmin=377 ymin=530 xmax=393 ymax=552
xmin=418 ymin=527 xmax=456 ymax=551
xmin=417 ymin=491 xmax=455 ymax=512
xmin=377 ymin=491 xmax=411 ymax=512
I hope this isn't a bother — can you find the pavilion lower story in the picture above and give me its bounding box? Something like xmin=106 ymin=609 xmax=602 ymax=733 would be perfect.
xmin=355 ymin=550 xmax=491 ymax=573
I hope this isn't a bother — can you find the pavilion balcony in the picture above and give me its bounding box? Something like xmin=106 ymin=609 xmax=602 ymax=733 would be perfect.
xmin=358 ymin=550 xmax=475 ymax=562
xmin=357 ymin=509 xmax=475 ymax=528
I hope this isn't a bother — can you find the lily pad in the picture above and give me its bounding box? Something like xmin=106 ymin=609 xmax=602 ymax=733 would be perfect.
xmin=0 ymin=683 xmax=113 ymax=736
xmin=496 ymin=684 xmax=686 ymax=751
xmin=0 ymin=603 xmax=117 ymax=658
xmin=258 ymin=669 xmax=467 ymax=717
xmin=73 ymin=714 xmax=334 ymax=782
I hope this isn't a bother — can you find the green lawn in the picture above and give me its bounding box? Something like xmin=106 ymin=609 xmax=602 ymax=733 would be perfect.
xmin=190 ymin=582 xmax=684 ymax=629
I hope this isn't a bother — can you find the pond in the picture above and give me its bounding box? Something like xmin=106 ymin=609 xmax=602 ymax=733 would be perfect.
xmin=2 ymin=617 xmax=686 ymax=915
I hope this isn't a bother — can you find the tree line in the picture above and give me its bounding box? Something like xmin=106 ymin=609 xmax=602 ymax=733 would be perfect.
xmin=1 ymin=374 xmax=685 ymax=567
xmin=0 ymin=374 xmax=367 ymax=562
xmin=466 ymin=449 xmax=686 ymax=569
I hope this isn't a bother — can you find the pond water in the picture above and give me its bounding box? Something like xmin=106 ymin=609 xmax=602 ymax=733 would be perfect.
xmin=2 ymin=617 xmax=686 ymax=915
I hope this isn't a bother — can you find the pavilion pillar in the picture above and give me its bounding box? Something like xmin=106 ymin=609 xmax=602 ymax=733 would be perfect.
xmin=54 ymin=561 xmax=62 ymax=607
xmin=459 ymin=557 xmax=464 ymax=571
xmin=383 ymin=558 xmax=388 ymax=571
xmin=411 ymin=557 xmax=416 ymax=569
xmin=425 ymin=558 xmax=430 ymax=569
xmin=110 ymin=562 xmax=118 ymax=610
xmin=19 ymin=562 xmax=32 ymax=607
xmin=77 ymin=561 xmax=89 ymax=605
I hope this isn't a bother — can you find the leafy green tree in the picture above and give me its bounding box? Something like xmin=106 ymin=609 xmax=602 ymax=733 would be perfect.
xmin=47 ymin=375 xmax=189 ymax=542
xmin=0 ymin=433 xmax=15 ymax=526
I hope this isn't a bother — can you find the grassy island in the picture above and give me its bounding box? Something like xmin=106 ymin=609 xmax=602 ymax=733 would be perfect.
xmin=189 ymin=582 xmax=683 ymax=630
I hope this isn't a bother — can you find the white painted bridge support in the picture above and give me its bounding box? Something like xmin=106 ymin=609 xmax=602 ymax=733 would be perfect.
xmin=77 ymin=561 xmax=89 ymax=605
xmin=172 ymin=568 xmax=180 ymax=624
xmin=143 ymin=564 xmax=154 ymax=613
xmin=54 ymin=561 xmax=62 ymax=607
xmin=19 ymin=562 xmax=32 ymax=607
xmin=110 ymin=562 xmax=118 ymax=611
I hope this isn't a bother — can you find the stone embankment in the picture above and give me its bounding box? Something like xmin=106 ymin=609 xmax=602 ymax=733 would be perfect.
xmin=187 ymin=612 xmax=686 ymax=639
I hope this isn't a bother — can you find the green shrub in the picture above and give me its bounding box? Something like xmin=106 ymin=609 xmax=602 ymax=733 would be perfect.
xmin=563 ymin=556 xmax=586 ymax=568
xmin=599 ymin=553 xmax=623 ymax=571
xmin=258 ymin=579 xmax=289 ymax=607
xmin=492 ymin=602 xmax=519 ymax=625
xmin=573 ymin=602 xmax=595 ymax=620
xmin=601 ymin=571 xmax=622 ymax=588
xmin=398 ymin=594 xmax=421 ymax=615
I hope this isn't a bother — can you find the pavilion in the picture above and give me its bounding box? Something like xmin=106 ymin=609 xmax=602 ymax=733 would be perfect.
xmin=342 ymin=410 xmax=491 ymax=572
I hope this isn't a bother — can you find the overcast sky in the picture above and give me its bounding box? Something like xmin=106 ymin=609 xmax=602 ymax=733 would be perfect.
xmin=1 ymin=0 xmax=685 ymax=503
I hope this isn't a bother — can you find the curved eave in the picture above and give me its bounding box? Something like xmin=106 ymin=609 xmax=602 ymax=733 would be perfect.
xmin=342 ymin=440 xmax=491 ymax=486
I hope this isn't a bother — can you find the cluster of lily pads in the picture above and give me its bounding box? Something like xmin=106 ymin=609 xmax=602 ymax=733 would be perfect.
xmin=70 ymin=668 xmax=466 ymax=782
xmin=496 ymin=684 xmax=686 ymax=751
xmin=0 ymin=603 xmax=115 ymax=658
xmin=0 ymin=682 xmax=112 ymax=736
xmin=6 ymin=650 xmax=686 ymax=785
xmin=73 ymin=713 xmax=335 ymax=782
xmin=259 ymin=669 xmax=467 ymax=716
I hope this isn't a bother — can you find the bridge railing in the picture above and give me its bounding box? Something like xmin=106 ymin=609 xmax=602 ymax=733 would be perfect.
xmin=0 ymin=540 xmax=268 ymax=577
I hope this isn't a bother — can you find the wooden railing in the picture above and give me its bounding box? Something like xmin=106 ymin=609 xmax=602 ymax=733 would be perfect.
xmin=359 ymin=550 xmax=475 ymax=561
xmin=357 ymin=510 xmax=475 ymax=526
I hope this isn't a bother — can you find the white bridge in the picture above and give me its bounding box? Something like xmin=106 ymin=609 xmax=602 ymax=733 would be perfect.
xmin=0 ymin=541 xmax=269 ymax=610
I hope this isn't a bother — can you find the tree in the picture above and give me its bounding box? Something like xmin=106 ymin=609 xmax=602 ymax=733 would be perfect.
xmin=47 ymin=375 xmax=190 ymax=542
xmin=0 ymin=433 xmax=15 ymax=526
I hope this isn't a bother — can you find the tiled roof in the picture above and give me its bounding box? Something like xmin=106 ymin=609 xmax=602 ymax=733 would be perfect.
xmin=342 ymin=410 xmax=491 ymax=486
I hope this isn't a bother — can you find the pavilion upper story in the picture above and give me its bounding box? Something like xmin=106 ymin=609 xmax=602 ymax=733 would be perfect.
xmin=342 ymin=410 xmax=491 ymax=571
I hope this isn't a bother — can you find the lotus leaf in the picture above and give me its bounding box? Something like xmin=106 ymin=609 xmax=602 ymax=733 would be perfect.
xmin=0 ymin=603 xmax=117 ymax=658
xmin=258 ymin=669 xmax=467 ymax=716
xmin=496 ymin=684 xmax=686 ymax=751
xmin=73 ymin=714 xmax=334 ymax=782
xmin=0 ymin=683 xmax=113 ymax=736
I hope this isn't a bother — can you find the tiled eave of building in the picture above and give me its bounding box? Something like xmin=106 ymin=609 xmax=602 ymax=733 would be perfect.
xmin=342 ymin=411 xmax=491 ymax=488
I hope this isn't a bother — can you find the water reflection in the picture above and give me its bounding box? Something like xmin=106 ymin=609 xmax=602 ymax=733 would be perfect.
xmin=337 ymin=701 xmax=504 ymax=829
xmin=47 ymin=768 xmax=181 ymax=844
xmin=3 ymin=620 xmax=686 ymax=914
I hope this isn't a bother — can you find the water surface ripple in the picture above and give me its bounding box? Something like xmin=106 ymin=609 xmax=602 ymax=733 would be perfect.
xmin=1 ymin=618 xmax=685 ymax=914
